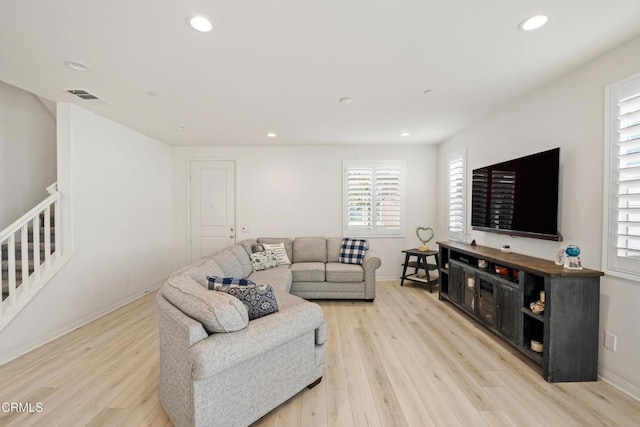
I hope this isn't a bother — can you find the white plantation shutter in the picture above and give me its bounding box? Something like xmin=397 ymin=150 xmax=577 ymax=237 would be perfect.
xmin=604 ymin=74 xmax=640 ymax=280
xmin=343 ymin=161 xmax=405 ymax=237
xmin=448 ymin=149 xmax=466 ymax=241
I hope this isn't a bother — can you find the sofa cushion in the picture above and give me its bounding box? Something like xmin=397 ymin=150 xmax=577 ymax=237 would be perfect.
xmin=216 ymin=284 xmax=279 ymax=320
xmin=293 ymin=237 xmax=327 ymax=263
xmin=248 ymin=265 xmax=292 ymax=295
xmin=262 ymin=242 xmax=292 ymax=265
xmin=326 ymin=238 xmax=342 ymax=263
xmin=290 ymin=262 xmax=325 ymax=282
xmin=339 ymin=238 xmax=368 ymax=265
xmin=212 ymin=250 xmax=246 ymax=278
xmin=257 ymin=238 xmax=293 ymax=261
xmin=237 ymin=239 xmax=257 ymax=257
xmin=171 ymin=257 xmax=225 ymax=287
xmin=326 ymin=262 xmax=364 ymax=283
xmin=250 ymin=250 xmax=279 ymax=271
xmin=229 ymin=245 xmax=254 ymax=277
xmin=162 ymin=277 xmax=249 ymax=333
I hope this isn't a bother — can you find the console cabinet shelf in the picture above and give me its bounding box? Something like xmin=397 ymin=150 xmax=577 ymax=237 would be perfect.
xmin=437 ymin=241 xmax=602 ymax=383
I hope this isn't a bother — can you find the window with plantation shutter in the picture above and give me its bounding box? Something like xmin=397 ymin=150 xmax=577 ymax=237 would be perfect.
xmin=343 ymin=161 xmax=405 ymax=237
xmin=604 ymin=73 xmax=640 ymax=281
xmin=448 ymin=149 xmax=466 ymax=241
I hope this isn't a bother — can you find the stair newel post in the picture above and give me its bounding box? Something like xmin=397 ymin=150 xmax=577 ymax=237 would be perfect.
xmin=44 ymin=206 xmax=51 ymax=269
xmin=33 ymin=214 xmax=41 ymax=280
xmin=8 ymin=234 xmax=16 ymax=305
xmin=54 ymin=198 xmax=60 ymax=261
xmin=21 ymin=224 xmax=29 ymax=292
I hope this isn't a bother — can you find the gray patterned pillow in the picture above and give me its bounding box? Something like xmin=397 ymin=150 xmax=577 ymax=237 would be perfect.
xmin=216 ymin=284 xmax=279 ymax=320
xmin=250 ymin=249 xmax=279 ymax=271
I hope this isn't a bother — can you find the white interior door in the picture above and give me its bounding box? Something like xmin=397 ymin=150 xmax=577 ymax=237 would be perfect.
xmin=189 ymin=160 xmax=235 ymax=261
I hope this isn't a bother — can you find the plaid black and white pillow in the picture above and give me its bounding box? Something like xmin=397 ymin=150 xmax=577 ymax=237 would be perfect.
xmin=339 ymin=238 xmax=368 ymax=265
xmin=206 ymin=276 xmax=256 ymax=290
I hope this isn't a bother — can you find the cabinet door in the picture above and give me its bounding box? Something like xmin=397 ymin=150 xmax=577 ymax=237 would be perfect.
xmin=496 ymin=282 xmax=520 ymax=341
xmin=478 ymin=276 xmax=495 ymax=326
xmin=449 ymin=264 xmax=463 ymax=304
xmin=462 ymin=270 xmax=476 ymax=313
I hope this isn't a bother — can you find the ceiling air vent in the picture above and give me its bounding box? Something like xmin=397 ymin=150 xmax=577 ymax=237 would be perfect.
xmin=65 ymin=89 xmax=100 ymax=100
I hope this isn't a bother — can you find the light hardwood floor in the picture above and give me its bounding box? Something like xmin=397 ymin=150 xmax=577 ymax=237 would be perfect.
xmin=1 ymin=281 xmax=639 ymax=426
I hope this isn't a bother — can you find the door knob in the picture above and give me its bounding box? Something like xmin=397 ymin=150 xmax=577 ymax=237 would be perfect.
xmin=230 ymin=227 xmax=234 ymax=232
xmin=229 ymin=235 xmax=235 ymax=238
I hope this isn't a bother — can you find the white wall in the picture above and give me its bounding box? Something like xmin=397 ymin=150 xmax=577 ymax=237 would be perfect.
xmin=173 ymin=144 xmax=438 ymax=279
xmin=0 ymin=80 xmax=56 ymax=229
xmin=437 ymin=35 xmax=640 ymax=396
xmin=0 ymin=104 xmax=175 ymax=364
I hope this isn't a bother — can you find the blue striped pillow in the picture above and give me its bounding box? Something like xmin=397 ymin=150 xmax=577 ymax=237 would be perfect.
xmin=206 ymin=276 xmax=255 ymax=290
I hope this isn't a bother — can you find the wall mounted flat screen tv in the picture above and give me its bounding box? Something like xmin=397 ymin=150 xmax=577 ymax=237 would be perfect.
xmin=471 ymin=148 xmax=561 ymax=241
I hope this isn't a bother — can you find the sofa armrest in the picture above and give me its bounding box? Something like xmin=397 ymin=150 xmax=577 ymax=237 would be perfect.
xmin=190 ymin=300 xmax=325 ymax=380
xmin=363 ymin=251 xmax=381 ymax=300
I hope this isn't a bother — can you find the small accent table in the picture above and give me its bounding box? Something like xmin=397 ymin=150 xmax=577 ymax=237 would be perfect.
xmin=400 ymin=248 xmax=440 ymax=292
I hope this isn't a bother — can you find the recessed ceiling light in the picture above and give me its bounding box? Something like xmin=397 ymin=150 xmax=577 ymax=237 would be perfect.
xmin=400 ymin=132 xmax=411 ymax=137
xmin=339 ymin=97 xmax=353 ymax=104
xmin=519 ymin=15 xmax=548 ymax=31
xmin=423 ymin=89 xmax=433 ymax=95
xmin=176 ymin=125 xmax=188 ymax=131
xmin=64 ymin=61 xmax=90 ymax=72
xmin=189 ymin=16 xmax=213 ymax=32
xmin=266 ymin=132 xmax=277 ymax=138
xmin=146 ymin=91 xmax=158 ymax=97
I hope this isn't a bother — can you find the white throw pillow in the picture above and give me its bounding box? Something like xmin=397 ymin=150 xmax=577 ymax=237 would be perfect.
xmin=262 ymin=242 xmax=292 ymax=265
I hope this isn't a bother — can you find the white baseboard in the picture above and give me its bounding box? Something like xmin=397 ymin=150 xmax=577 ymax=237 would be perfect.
xmin=599 ymin=367 xmax=640 ymax=402
xmin=0 ymin=281 xmax=163 ymax=367
xmin=377 ymin=276 xmax=402 ymax=281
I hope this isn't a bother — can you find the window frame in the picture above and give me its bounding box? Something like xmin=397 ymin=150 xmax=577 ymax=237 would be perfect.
xmin=603 ymin=71 xmax=640 ymax=282
xmin=342 ymin=160 xmax=406 ymax=238
xmin=448 ymin=148 xmax=467 ymax=242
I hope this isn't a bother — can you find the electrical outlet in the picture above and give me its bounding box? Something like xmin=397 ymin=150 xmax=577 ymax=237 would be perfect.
xmin=604 ymin=331 xmax=617 ymax=351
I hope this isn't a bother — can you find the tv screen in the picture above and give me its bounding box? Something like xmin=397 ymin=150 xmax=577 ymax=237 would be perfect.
xmin=471 ymin=148 xmax=561 ymax=241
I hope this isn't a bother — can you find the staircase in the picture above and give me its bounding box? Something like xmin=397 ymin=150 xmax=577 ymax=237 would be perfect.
xmin=1 ymin=211 xmax=56 ymax=297
xmin=0 ymin=183 xmax=62 ymax=331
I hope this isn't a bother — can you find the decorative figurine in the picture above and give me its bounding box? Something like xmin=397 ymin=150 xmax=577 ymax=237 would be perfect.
xmin=563 ymin=244 xmax=583 ymax=270
xmin=555 ymin=248 xmax=564 ymax=265
xmin=416 ymin=226 xmax=434 ymax=251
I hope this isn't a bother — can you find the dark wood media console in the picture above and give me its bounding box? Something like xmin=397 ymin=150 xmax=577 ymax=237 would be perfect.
xmin=437 ymin=241 xmax=603 ymax=382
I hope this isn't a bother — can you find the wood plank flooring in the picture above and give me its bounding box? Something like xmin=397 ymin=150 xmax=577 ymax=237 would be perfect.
xmin=1 ymin=281 xmax=639 ymax=426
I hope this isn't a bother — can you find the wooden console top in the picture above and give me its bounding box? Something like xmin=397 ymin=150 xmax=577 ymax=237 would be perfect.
xmin=437 ymin=241 xmax=603 ymax=278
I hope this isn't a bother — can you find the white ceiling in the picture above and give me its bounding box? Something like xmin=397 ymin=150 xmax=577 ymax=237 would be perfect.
xmin=1 ymin=1 xmax=640 ymax=147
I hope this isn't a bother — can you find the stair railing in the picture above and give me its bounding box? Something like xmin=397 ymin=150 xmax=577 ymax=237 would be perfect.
xmin=1 ymin=183 xmax=61 ymax=319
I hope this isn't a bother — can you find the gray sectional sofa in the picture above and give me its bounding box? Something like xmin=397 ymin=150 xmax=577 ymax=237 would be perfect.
xmin=156 ymin=236 xmax=380 ymax=427
xmin=253 ymin=237 xmax=381 ymax=301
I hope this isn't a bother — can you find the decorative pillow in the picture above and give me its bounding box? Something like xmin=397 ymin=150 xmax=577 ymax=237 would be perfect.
xmin=251 ymin=243 xmax=265 ymax=253
xmin=339 ymin=238 xmax=368 ymax=265
xmin=250 ymin=249 xmax=279 ymax=271
xmin=206 ymin=276 xmax=256 ymax=289
xmin=262 ymin=242 xmax=292 ymax=265
xmin=216 ymin=284 xmax=279 ymax=320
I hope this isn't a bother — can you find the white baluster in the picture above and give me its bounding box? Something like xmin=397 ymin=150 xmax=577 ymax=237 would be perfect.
xmin=8 ymin=234 xmax=16 ymax=305
xmin=44 ymin=206 xmax=51 ymax=269
xmin=54 ymin=199 xmax=61 ymax=261
xmin=33 ymin=215 xmax=41 ymax=280
xmin=21 ymin=224 xmax=29 ymax=292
